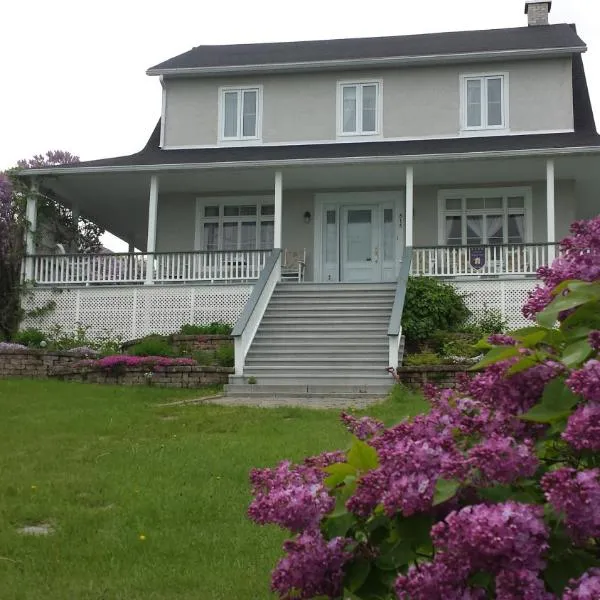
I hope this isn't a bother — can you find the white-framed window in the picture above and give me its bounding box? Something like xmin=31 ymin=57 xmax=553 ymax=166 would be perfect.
xmin=196 ymin=198 xmax=274 ymax=251
xmin=218 ymin=86 xmax=262 ymax=142
xmin=460 ymin=74 xmax=508 ymax=132
xmin=337 ymin=81 xmax=382 ymax=137
xmin=438 ymin=188 xmax=532 ymax=246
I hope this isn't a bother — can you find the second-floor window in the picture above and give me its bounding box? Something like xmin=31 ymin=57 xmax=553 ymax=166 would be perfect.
xmin=461 ymin=74 xmax=507 ymax=131
xmin=337 ymin=81 xmax=381 ymax=137
xmin=219 ymin=86 xmax=262 ymax=142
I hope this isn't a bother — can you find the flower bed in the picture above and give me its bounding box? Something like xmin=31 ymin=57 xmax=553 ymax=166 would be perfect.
xmin=122 ymin=334 xmax=233 ymax=353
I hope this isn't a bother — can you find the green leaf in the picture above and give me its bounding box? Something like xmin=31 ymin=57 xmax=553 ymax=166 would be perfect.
xmin=375 ymin=540 xmax=415 ymax=571
xmin=324 ymin=462 xmax=357 ymax=488
xmin=537 ymin=289 xmax=597 ymax=328
xmin=323 ymin=512 xmax=357 ymax=538
xmin=511 ymin=325 xmax=550 ymax=338
xmin=433 ymin=479 xmax=460 ymax=506
xmin=470 ymin=346 xmax=519 ymax=371
xmin=520 ymin=378 xmax=580 ymax=423
xmin=347 ymin=438 xmax=379 ymax=472
xmin=506 ymin=355 xmax=540 ymax=376
xmin=344 ymin=558 xmax=371 ymax=592
xmin=396 ymin=515 xmax=434 ymax=547
xmin=562 ymin=339 xmax=593 ymax=368
xmin=519 ymin=330 xmax=550 ymax=348
xmin=478 ymin=485 xmax=513 ymax=502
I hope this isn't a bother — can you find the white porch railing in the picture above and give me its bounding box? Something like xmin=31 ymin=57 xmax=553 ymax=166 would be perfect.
xmin=27 ymin=250 xmax=271 ymax=285
xmin=410 ymin=243 xmax=558 ymax=278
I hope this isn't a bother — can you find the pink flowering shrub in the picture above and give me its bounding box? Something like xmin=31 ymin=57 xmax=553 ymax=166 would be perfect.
xmin=76 ymin=354 xmax=197 ymax=374
xmin=249 ymin=216 xmax=600 ymax=599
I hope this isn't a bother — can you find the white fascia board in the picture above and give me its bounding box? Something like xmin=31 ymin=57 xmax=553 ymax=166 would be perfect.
xmin=17 ymin=145 xmax=600 ymax=177
xmin=146 ymin=46 xmax=586 ymax=77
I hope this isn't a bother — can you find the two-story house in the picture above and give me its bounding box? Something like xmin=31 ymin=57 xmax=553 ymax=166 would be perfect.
xmin=19 ymin=1 xmax=600 ymax=393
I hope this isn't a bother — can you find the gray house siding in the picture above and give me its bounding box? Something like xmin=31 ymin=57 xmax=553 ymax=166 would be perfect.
xmin=162 ymin=58 xmax=573 ymax=147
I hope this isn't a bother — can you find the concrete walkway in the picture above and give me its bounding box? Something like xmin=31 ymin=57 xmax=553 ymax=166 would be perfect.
xmin=203 ymin=396 xmax=386 ymax=410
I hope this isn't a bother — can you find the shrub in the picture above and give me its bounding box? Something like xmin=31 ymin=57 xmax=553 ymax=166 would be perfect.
xmin=179 ymin=322 xmax=232 ymax=335
xmin=193 ymin=350 xmax=216 ymax=366
xmin=402 ymin=352 xmax=443 ymax=366
xmin=401 ymin=277 xmax=470 ymax=347
xmin=128 ymin=337 xmax=176 ymax=357
xmin=248 ymin=216 xmax=600 ymax=600
xmin=216 ymin=343 xmax=234 ymax=367
xmin=472 ymin=308 xmax=508 ymax=335
xmin=13 ymin=327 xmax=46 ymax=347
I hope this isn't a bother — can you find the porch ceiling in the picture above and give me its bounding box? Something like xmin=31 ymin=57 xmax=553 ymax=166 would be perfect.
xmin=41 ymin=154 xmax=600 ymax=250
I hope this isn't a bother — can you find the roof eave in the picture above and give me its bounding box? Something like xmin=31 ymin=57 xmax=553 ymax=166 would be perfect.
xmin=17 ymin=144 xmax=600 ymax=177
xmin=146 ymin=45 xmax=587 ymax=77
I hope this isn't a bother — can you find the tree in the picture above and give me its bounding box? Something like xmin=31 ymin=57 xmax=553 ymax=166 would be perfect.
xmin=15 ymin=151 xmax=104 ymax=253
xmin=248 ymin=216 xmax=600 ymax=599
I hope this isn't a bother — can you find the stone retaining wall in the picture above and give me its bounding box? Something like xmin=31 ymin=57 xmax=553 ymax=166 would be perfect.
xmin=396 ymin=364 xmax=473 ymax=389
xmin=0 ymin=350 xmax=81 ymax=379
xmin=50 ymin=364 xmax=233 ymax=388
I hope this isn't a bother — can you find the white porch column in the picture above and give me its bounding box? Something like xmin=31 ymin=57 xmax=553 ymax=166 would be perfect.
xmin=546 ymin=159 xmax=556 ymax=263
xmin=145 ymin=174 xmax=159 ymax=285
xmin=128 ymin=240 xmax=135 ymax=254
xmin=405 ymin=165 xmax=414 ymax=248
xmin=24 ymin=179 xmax=39 ymax=281
xmin=274 ymin=170 xmax=283 ymax=249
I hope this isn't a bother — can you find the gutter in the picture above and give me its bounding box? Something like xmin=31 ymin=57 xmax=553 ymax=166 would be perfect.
xmin=18 ymin=145 xmax=600 ymax=177
xmin=146 ymin=46 xmax=586 ymax=77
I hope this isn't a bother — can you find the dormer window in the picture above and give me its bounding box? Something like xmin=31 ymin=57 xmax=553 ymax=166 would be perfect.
xmin=219 ymin=86 xmax=262 ymax=142
xmin=461 ymin=74 xmax=508 ymax=132
xmin=337 ymin=81 xmax=382 ymax=137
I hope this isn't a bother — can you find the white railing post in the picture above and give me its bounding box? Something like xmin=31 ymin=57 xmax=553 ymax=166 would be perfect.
xmin=405 ymin=165 xmax=414 ymax=249
xmin=546 ymin=159 xmax=556 ymax=263
xmin=145 ymin=175 xmax=159 ymax=285
xmin=24 ymin=179 xmax=38 ymax=281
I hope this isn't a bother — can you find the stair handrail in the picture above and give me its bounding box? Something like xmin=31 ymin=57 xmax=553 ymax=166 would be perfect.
xmin=387 ymin=246 xmax=413 ymax=369
xmin=232 ymin=248 xmax=282 ymax=376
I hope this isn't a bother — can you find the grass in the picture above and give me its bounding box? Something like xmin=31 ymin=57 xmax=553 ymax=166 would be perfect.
xmin=0 ymin=379 xmax=427 ymax=600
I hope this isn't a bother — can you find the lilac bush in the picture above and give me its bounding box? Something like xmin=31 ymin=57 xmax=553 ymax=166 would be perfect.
xmin=249 ymin=216 xmax=600 ymax=599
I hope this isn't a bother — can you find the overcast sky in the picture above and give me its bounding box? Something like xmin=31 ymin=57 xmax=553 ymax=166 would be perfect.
xmin=2 ymin=0 xmax=598 ymax=249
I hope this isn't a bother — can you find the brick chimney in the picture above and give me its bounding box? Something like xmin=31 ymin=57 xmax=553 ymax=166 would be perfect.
xmin=525 ymin=1 xmax=552 ymax=26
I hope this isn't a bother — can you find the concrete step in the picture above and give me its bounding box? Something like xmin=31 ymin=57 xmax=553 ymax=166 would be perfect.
xmin=247 ymin=347 xmax=388 ymax=357
xmin=264 ymin=308 xmax=392 ymax=317
xmin=224 ymin=383 xmax=392 ymax=398
xmin=269 ymin=294 xmax=394 ymax=303
xmin=277 ymin=283 xmax=396 ymax=292
xmin=228 ymin=376 xmax=393 ymax=386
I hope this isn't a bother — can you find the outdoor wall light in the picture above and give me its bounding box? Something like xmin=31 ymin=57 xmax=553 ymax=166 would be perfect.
xmin=303 ymin=211 xmax=312 ymax=224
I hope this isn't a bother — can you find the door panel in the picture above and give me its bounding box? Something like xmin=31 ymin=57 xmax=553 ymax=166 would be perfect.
xmin=341 ymin=207 xmax=379 ymax=282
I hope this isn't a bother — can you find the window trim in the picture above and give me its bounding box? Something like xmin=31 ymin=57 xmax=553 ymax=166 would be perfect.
xmin=217 ymin=85 xmax=263 ymax=144
xmin=336 ymin=79 xmax=383 ymax=138
xmin=437 ymin=187 xmax=533 ymax=246
xmin=460 ymin=72 xmax=509 ymax=133
xmin=194 ymin=196 xmax=274 ymax=251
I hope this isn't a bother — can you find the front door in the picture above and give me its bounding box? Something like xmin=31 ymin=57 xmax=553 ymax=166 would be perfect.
xmin=341 ymin=206 xmax=379 ymax=282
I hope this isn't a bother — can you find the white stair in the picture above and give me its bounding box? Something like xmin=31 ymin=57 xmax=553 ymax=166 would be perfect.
xmin=226 ymin=282 xmax=404 ymax=397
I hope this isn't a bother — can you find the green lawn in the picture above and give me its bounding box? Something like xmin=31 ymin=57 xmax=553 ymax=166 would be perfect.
xmin=0 ymin=379 xmax=426 ymax=600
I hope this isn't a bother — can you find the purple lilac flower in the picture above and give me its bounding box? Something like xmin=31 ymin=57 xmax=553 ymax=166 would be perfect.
xmin=567 ymin=360 xmax=600 ymax=403
xmin=488 ymin=334 xmax=517 ymax=346
xmin=339 ymin=411 xmax=385 ymax=440
xmin=563 ymin=568 xmax=600 ymax=600
xmin=302 ymin=451 xmax=346 ymax=469
xmin=523 ymin=217 xmax=600 ymax=319
xmin=563 ymin=403 xmax=600 ymax=451
xmin=431 ymin=502 xmax=549 ymax=575
xmin=494 ymin=569 xmax=554 ymax=600
xmin=395 ymin=561 xmax=483 ymax=600
xmin=589 ymin=331 xmax=600 ymax=353
xmin=542 ymin=468 xmax=600 ymax=544
xmin=270 ymin=530 xmax=352 ymax=600
xmin=248 ymin=461 xmax=334 ymax=532
xmin=348 ymin=427 xmax=466 ymax=518
xmin=467 ymin=435 xmax=539 ymax=485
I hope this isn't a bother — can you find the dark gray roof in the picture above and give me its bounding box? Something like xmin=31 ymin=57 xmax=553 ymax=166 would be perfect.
xmin=147 ymin=24 xmax=585 ymax=74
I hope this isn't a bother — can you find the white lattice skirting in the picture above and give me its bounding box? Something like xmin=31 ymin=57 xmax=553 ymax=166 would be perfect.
xmin=451 ymin=279 xmax=539 ymax=330
xmin=21 ymin=284 xmax=253 ymax=341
